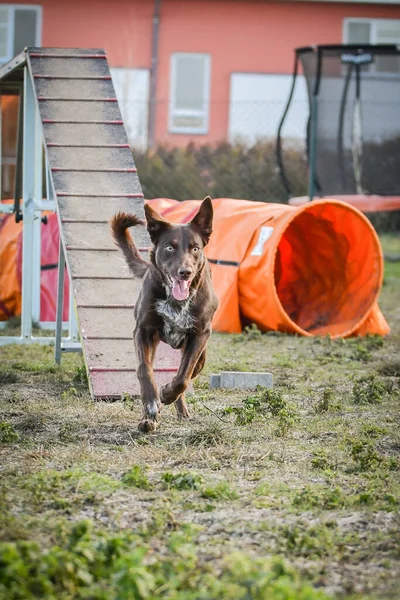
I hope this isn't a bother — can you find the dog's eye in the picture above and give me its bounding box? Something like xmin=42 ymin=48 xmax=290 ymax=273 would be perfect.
xmin=192 ymin=246 xmax=200 ymax=253
xmin=165 ymin=245 xmax=174 ymax=252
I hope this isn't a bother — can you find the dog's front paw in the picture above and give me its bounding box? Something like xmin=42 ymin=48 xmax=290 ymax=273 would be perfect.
xmin=138 ymin=399 xmax=160 ymax=433
xmin=138 ymin=417 xmax=158 ymax=433
xmin=160 ymin=384 xmax=176 ymax=405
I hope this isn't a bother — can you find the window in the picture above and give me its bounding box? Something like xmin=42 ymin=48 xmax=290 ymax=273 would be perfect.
xmin=169 ymin=53 xmax=211 ymax=134
xmin=228 ymin=73 xmax=308 ymax=145
xmin=0 ymin=5 xmax=41 ymax=64
xmin=111 ymin=68 xmax=150 ymax=150
xmin=344 ymin=18 xmax=400 ymax=73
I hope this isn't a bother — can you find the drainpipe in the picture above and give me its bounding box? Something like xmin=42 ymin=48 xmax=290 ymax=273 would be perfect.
xmin=148 ymin=0 xmax=161 ymax=149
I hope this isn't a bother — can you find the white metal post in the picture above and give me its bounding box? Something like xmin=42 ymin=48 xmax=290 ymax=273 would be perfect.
xmin=0 ymin=91 xmax=2 ymax=201
xmin=20 ymin=66 xmax=36 ymax=340
xmin=68 ymin=285 xmax=79 ymax=342
xmin=31 ymin=107 xmax=43 ymax=323
xmin=55 ymin=237 xmax=65 ymax=364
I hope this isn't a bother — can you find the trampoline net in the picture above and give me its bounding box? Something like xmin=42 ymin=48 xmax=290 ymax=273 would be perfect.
xmin=299 ymin=45 xmax=400 ymax=196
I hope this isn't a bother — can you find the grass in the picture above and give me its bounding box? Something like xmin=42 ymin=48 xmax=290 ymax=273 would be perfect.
xmin=0 ymin=234 xmax=399 ymax=598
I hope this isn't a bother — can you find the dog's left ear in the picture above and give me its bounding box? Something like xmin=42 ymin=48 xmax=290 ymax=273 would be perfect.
xmin=190 ymin=196 xmax=213 ymax=246
xmin=144 ymin=203 xmax=171 ymax=244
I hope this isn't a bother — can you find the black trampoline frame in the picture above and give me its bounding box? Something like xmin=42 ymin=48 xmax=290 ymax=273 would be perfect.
xmin=276 ymin=44 xmax=400 ymax=200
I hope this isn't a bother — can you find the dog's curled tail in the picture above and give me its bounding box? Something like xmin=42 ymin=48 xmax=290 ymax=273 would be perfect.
xmin=110 ymin=212 xmax=149 ymax=279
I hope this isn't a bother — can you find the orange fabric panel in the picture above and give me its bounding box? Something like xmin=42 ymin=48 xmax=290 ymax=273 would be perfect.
xmin=0 ymin=197 xmax=389 ymax=337
xmin=147 ymin=198 xmax=389 ymax=338
xmin=0 ymin=207 xmax=69 ymax=322
xmin=0 ymin=212 xmax=22 ymax=320
xmin=289 ymin=195 xmax=400 ymax=213
xmin=353 ymin=303 xmax=390 ymax=337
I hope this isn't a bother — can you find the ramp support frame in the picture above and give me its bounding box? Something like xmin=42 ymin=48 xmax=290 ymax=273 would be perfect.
xmin=0 ymin=62 xmax=80 ymax=352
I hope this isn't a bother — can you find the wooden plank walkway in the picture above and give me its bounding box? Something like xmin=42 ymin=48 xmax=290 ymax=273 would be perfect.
xmin=26 ymin=48 xmax=180 ymax=399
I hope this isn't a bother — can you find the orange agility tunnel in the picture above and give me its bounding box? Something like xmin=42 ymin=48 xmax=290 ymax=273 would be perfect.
xmin=148 ymin=198 xmax=389 ymax=338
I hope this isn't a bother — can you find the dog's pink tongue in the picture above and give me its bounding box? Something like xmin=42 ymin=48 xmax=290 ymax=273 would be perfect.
xmin=172 ymin=279 xmax=190 ymax=301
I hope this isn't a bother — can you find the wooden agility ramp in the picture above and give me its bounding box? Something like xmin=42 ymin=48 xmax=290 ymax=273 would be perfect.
xmin=0 ymin=48 xmax=179 ymax=399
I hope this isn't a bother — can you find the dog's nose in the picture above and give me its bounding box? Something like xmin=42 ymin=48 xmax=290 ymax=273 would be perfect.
xmin=178 ymin=267 xmax=193 ymax=280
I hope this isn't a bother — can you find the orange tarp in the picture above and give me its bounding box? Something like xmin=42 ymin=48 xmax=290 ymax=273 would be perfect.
xmin=0 ymin=208 xmax=69 ymax=322
xmin=148 ymin=198 xmax=389 ymax=338
xmin=0 ymin=207 xmax=21 ymax=319
xmin=289 ymin=195 xmax=400 ymax=213
xmin=0 ymin=197 xmax=389 ymax=337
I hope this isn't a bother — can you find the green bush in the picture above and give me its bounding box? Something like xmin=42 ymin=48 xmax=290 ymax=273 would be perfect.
xmin=134 ymin=140 xmax=400 ymax=233
xmin=0 ymin=520 xmax=330 ymax=600
xmin=135 ymin=141 xmax=307 ymax=203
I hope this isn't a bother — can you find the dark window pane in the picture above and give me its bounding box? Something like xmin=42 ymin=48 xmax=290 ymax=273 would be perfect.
xmin=347 ymin=22 xmax=371 ymax=44
xmin=13 ymin=9 xmax=37 ymax=56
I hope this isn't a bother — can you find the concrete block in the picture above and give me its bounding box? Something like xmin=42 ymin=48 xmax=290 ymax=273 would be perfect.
xmin=209 ymin=374 xmax=221 ymax=389
xmin=220 ymin=371 xmax=273 ymax=390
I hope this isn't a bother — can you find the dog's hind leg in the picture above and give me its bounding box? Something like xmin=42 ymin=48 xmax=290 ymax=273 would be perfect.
xmin=174 ymin=350 xmax=206 ymax=420
xmin=134 ymin=327 xmax=161 ymax=433
xmin=161 ymin=331 xmax=211 ymax=406
xmin=191 ymin=350 xmax=206 ymax=379
xmin=175 ymin=393 xmax=190 ymax=420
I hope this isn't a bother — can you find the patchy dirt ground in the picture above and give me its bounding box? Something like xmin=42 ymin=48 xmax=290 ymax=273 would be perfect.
xmin=0 ymin=235 xmax=399 ymax=599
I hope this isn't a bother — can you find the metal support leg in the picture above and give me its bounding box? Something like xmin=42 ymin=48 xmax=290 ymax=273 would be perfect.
xmin=32 ymin=108 xmax=43 ymax=323
xmin=68 ymin=283 xmax=79 ymax=342
xmin=308 ymin=95 xmax=318 ymax=201
xmin=21 ymin=67 xmax=36 ymax=340
xmin=55 ymin=238 xmax=65 ymax=364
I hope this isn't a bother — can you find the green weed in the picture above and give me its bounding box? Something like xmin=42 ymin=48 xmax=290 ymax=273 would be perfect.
xmin=122 ymin=465 xmax=152 ymax=490
xmin=352 ymin=376 xmax=390 ymax=405
xmin=233 ymin=323 xmax=263 ymax=343
xmin=0 ymin=422 xmax=19 ymax=444
xmin=279 ymin=523 xmax=334 ymax=559
xmin=361 ymin=423 xmax=388 ymax=438
xmin=349 ymin=440 xmax=382 ymax=471
xmin=58 ymin=421 xmax=81 ymax=442
xmin=162 ymin=471 xmax=205 ymax=491
xmin=73 ymin=365 xmax=88 ymax=385
xmin=293 ymin=486 xmax=345 ymax=510
xmin=222 ymin=388 xmax=297 ymax=434
xmin=310 ymin=450 xmax=333 ymax=471
xmin=201 ymin=481 xmax=238 ymax=500
xmin=315 ymin=388 xmax=342 ymax=413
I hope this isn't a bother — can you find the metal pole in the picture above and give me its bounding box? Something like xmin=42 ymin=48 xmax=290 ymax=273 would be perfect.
xmin=308 ymin=95 xmax=318 ymax=201
xmin=307 ymin=48 xmax=322 ymax=201
xmin=68 ymin=283 xmax=79 ymax=342
xmin=14 ymin=83 xmax=24 ymax=222
xmin=0 ymin=91 xmax=2 ymax=201
xmin=55 ymin=237 xmax=65 ymax=364
xmin=32 ymin=107 xmax=43 ymax=323
xmin=276 ymin=52 xmax=299 ymax=200
xmin=21 ymin=67 xmax=36 ymax=340
xmin=147 ymin=0 xmax=161 ymax=148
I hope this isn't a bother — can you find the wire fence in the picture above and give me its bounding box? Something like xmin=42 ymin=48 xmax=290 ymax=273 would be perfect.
xmin=134 ymin=139 xmax=308 ymax=204
xmin=125 ymin=98 xmax=400 ymax=233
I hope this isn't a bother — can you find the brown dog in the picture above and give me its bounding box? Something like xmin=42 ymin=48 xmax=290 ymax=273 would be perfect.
xmin=110 ymin=197 xmax=218 ymax=432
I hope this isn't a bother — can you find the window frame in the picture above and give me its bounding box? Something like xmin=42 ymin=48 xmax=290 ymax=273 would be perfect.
xmin=169 ymin=52 xmax=211 ymax=135
xmin=343 ymin=16 xmax=400 ymax=46
xmin=343 ymin=17 xmax=400 ymax=76
xmin=0 ymin=4 xmax=42 ymax=64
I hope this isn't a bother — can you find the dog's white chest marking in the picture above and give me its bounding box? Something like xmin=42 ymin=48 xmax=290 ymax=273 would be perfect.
xmin=155 ymin=299 xmax=194 ymax=349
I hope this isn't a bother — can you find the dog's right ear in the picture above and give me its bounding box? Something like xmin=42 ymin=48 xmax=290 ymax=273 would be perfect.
xmin=144 ymin=204 xmax=171 ymax=244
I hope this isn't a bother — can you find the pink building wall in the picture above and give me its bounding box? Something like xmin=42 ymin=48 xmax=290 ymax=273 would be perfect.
xmin=2 ymin=0 xmax=399 ymax=144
